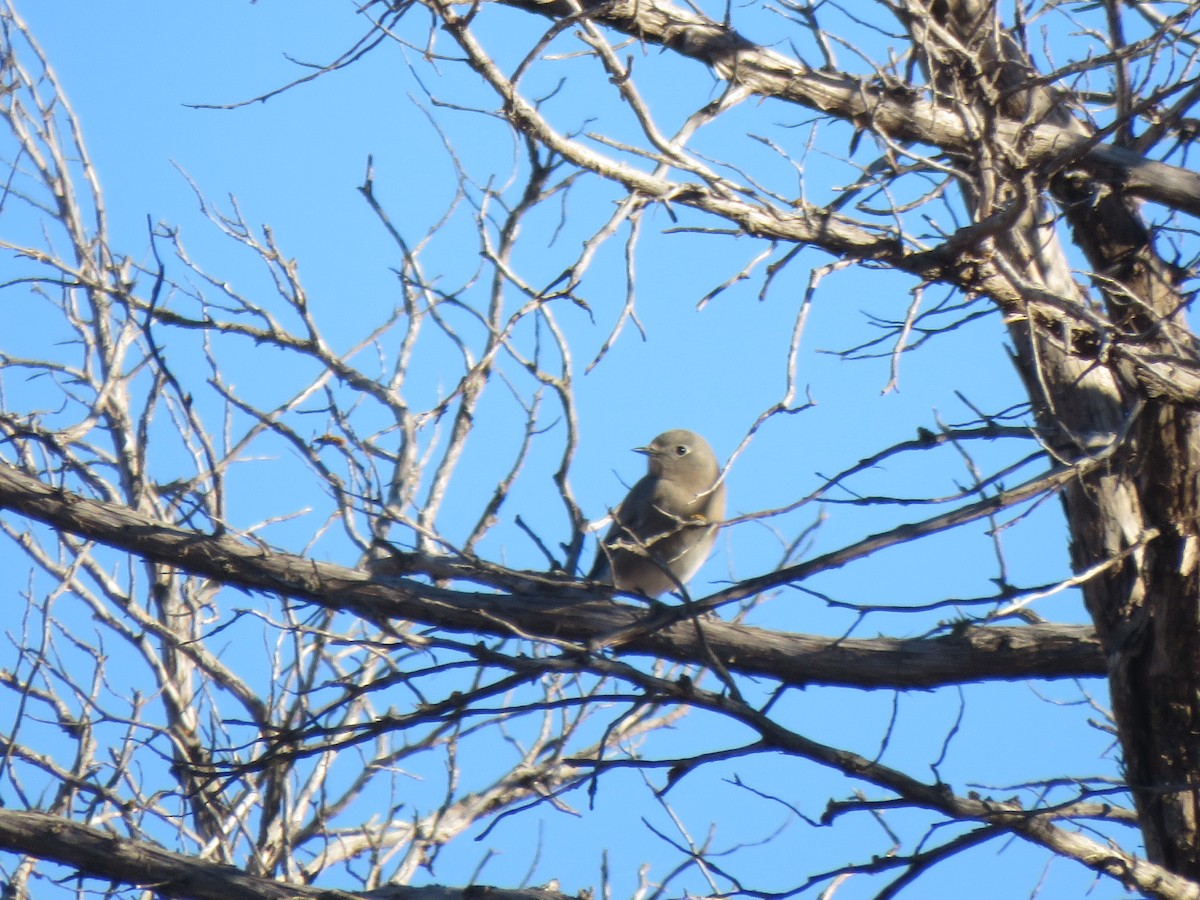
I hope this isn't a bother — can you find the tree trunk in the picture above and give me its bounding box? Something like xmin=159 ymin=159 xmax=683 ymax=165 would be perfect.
xmin=910 ymin=0 xmax=1200 ymax=875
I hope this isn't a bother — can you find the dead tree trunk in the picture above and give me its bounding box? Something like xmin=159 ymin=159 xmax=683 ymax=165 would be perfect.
xmin=907 ymin=0 xmax=1200 ymax=876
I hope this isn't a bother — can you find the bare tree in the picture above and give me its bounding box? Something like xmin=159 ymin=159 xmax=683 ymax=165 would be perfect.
xmin=4 ymin=0 xmax=1200 ymax=897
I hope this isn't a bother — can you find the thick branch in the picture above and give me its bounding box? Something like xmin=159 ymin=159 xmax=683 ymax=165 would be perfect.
xmin=496 ymin=0 xmax=1200 ymax=216
xmin=0 ymin=808 xmax=567 ymax=900
xmin=0 ymin=461 xmax=1104 ymax=687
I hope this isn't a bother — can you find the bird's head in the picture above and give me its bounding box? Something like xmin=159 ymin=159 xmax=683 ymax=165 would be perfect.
xmin=635 ymin=429 xmax=719 ymax=486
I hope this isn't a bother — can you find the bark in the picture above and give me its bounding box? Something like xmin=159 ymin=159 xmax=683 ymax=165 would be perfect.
xmin=907 ymin=0 xmax=1200 ymax=878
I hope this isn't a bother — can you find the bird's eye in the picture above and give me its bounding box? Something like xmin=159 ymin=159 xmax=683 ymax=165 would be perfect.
xmin=674 ymin=445 xmax=689 ymax=456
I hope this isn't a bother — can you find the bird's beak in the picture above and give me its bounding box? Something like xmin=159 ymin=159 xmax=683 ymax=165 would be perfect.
xmin=633 ymin=445 xmax=653 ymax=456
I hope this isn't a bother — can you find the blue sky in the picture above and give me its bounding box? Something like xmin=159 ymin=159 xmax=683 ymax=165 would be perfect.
xmin=0 ymin=1 xmax=1142 ymax=896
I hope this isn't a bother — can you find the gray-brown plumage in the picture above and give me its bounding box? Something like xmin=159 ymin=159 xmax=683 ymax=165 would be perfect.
xmin=590 ymin=429 xmax=726 ymax=598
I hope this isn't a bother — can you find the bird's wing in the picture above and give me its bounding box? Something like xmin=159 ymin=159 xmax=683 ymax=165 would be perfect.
xmin=587 ymin=475 xmax=657 ymax=580
xmin=613 ymin=476 xmax=659 ymax=530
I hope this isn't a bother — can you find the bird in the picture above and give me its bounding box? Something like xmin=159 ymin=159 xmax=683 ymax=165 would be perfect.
xmin=589 ymin=429 xmax=726 ymax=598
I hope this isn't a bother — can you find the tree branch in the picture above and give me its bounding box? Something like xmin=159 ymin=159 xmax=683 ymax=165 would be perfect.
xmin=0 ymin=808 xmax=571 ymax=900
xmin=0 ymin=461 xmax=1104 ymax=688
xmin=494 ymin=0 xmax=1200 ymax=216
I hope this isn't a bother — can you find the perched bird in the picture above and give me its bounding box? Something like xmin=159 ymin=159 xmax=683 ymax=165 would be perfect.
xmin=590 ymin=429 xmax=726 ymax=598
